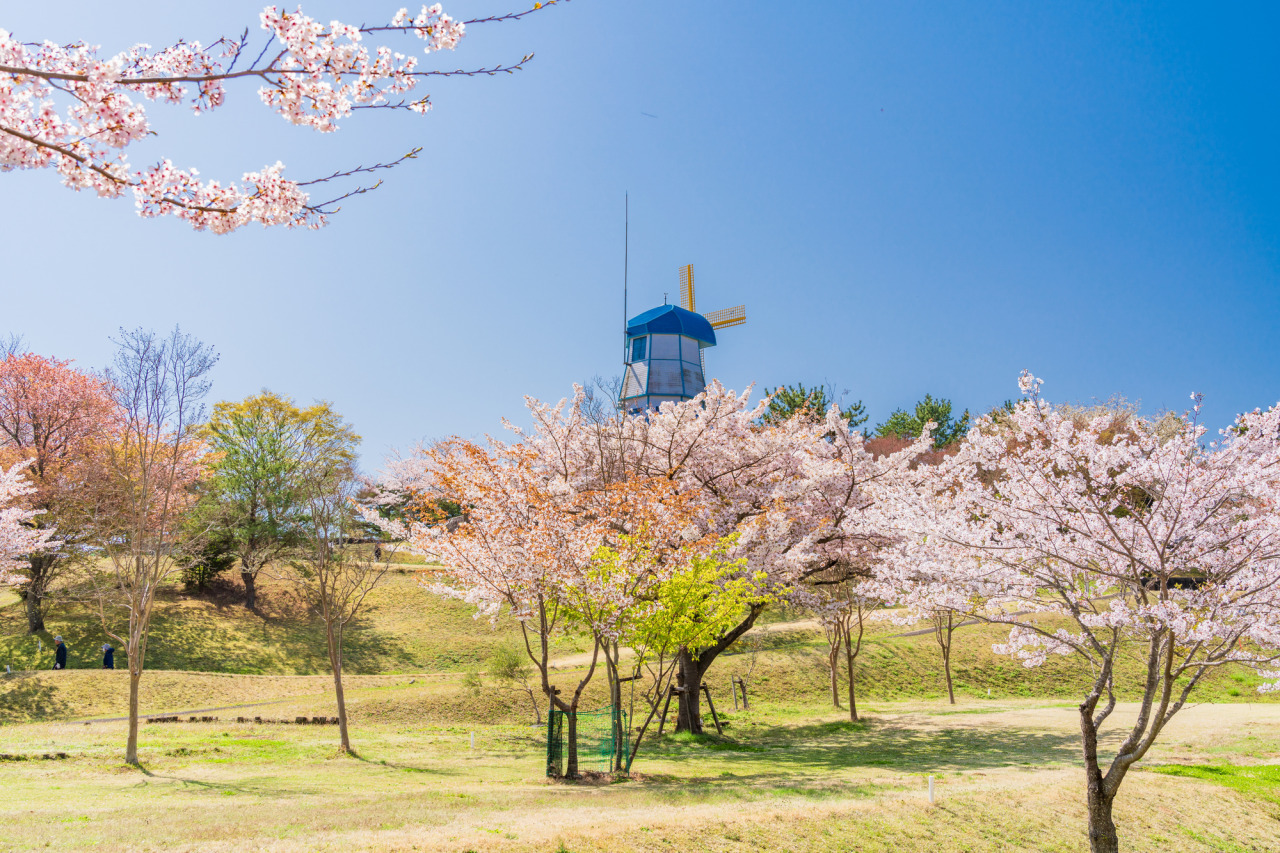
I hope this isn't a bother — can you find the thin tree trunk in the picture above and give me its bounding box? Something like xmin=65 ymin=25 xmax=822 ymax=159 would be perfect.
xmin=606 ymin=642 xmax=624 ymax=773
xmin=935 ymin=611 xmax=956 ymax=705
xmin=328 ymin=621 xmax=351 ymax=753
xmin=843 ymin=611 xmax=862 ymax=723
xmin=565 ymin=706 xmax=579 ymax=778
xmin=828 ymin=623 xmax=843 ymax=710
xmin=126 ymin=666 xmax=142 ymax=765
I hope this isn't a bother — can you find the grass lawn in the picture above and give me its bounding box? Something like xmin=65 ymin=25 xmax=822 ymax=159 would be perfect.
xmin=2 ymin=691 xmax=1279 ymax=852
xmin=5 ymin=572 xmax=1280 ymax=850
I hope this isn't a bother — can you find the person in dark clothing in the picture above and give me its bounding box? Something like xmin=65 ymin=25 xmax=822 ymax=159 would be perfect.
xmin=102 ymin=644 xmax=114 ymax=669
xmin=53 ymin=635 xmax=66 ymax=670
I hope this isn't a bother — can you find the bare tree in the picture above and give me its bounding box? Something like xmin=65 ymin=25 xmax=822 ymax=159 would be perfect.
xmin=90 ymin=326 xmax=217 ymax=765
xmin=289 ymin=450 xmax=389 ymax=755
xmin=929 ymin=608 xmax=959 ymax=705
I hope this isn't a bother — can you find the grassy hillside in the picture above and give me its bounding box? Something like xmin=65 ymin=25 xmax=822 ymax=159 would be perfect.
xmin=0 ymin=570 xmax=588 ymax=676
xmin=1 ymin=570 xmax=1276 ymax=725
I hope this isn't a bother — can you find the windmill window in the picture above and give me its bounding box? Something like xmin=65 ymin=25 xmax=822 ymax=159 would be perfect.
xmin=681 ymin=336 xmax=701 ymax=362
xmin=630 ymin=336 xmax=647 ymax=362
xmin=650 ymin=335 xmax=681 ymax=359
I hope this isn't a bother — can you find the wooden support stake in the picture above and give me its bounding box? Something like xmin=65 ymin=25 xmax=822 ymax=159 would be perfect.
xmin=701 ymin=684 xmax=722 ymax=735
xmin=656 ymin=685 xmax=676 ymax=737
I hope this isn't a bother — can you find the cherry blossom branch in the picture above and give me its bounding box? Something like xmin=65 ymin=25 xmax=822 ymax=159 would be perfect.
xmin=1 ymin=3 xmax=560 ymax=232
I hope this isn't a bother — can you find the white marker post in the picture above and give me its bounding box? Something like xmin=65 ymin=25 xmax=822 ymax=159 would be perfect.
xmin=928 ymin=775 xmax=935 ymax=804
xmin=470 ymin=732 xmax=475 ymax=749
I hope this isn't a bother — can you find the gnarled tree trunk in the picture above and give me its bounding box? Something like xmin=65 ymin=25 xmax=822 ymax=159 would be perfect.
xmin=1081 ymin=706 xmax=1119 ymax=853
xmin=21 ymin=554 xmax=58 ymax=634
xmin=241 ymin=570 xmax=258 ymax=610
xmin=674 ymin=605 xmax=766 ymax=734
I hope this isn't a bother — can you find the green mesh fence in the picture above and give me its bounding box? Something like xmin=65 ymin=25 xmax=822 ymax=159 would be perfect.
xmin=546 ymin=705 xmax=629 ymax=777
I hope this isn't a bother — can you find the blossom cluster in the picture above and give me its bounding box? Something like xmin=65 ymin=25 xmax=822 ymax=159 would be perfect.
xmin=1 ymin=5 xmax=471 ymax=231
xmin=0 ymin=462 xmax=55 ymax=584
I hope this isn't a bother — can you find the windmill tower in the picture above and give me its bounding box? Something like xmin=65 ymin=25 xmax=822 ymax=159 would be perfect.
xmin=620 ymin=264 xmax=748 ymax=413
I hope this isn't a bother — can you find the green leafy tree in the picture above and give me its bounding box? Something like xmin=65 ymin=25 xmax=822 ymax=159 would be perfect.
xmin=175 ymin=512 xmax=237 ymax=592
xmin=202 ymin=391 xmax=359 ymax=609
xmin=761 ymin=383 xmax=868 ymax=430
xmin=609 ymin=538 xmax=776 ymax=769
xmin=876 ymin=393 xmax=970 ymax=447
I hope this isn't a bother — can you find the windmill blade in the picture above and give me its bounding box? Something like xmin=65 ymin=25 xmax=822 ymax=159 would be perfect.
xmin=679 ymin=264 xmax=695 ymax=312
xmin=704 ymin=305 xmax=747 ymax=330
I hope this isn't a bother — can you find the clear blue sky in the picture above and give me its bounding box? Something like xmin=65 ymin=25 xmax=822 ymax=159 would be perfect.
xmin=3 ymin=1 xmax=1277 ymax=463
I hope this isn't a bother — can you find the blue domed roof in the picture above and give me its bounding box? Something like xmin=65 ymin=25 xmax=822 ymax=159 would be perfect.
xmin=626 ymin=305 xmax=716 ymax=347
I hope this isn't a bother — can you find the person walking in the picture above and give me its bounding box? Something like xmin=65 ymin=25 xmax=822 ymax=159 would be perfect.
xmin=101 ymin=644 xmax=114 ymax=669
xmin=52 ymin=635 xmax=66 ymax=670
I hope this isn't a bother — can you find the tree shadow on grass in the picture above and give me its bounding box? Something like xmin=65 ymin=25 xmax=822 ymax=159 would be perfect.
xmin=638 ymin=717 xmax=1081 ymax=791
xmin=0 ymin=672 xmax=73 ymax=723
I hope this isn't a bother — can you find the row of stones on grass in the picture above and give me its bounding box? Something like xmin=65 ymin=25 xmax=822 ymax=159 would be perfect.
xmin=0 ymin=752 xmax=68 ymax=761
xmin=145 ymin=715 xmax=340 ymax=725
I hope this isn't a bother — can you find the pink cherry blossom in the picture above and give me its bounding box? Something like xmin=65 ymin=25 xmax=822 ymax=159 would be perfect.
xmin=1 ymin=4 xmax=551 ymax=231
xmin=869 ymin=373 xmax=1280 ymax=851
xmin=0 ymin=461 xmax=56 ymax=584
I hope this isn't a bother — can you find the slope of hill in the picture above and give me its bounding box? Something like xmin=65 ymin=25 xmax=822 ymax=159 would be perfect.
xmin=1 ymin=570 xmax=1276 ymax=726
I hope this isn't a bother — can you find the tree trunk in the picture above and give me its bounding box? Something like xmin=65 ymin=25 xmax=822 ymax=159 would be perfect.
xmin=942 ymin=645 xmax=955 ymax=705
xmin=1081 ymin=700 xmax=1120 ymax=853
xmin=843 ymin=621 xmax=859 ymax=723
xmin=935 ymin=611 xmax=956 ymax=705
xmin=327 ymin=621 xmax=351 ymax=753
xmin=675 ymin=648 xmax=703 ymax=734
xmin=673 ymin=607 xmax=766 ymax=734
xmin=565 ymin=707 xmax=580 ymax=778
xmin=828 ymin=626 xmax=843 ymax=710
xmin=126 ymin=667 xmax=142 ymax=765
xmin=241 ymin=570 xmax=257 ymax=610
xmin=23 ymin=586 xmax=45 ymax=634
xmin=22 ymin=554 xmax=56 ymax=633
xmin=606 ymin=643 xmax=624 ymax=773
xmin=1086 ymin=783 xmax=1119 ymax=853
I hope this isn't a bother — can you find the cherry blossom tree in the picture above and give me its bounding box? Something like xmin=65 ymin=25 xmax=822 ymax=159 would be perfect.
xmin=801 ymin=576 xmax=883 ymax=721
xmin=518 ymin=382 xmax=929 ymax=732
xmin=390 ymin=435 xmax=611 ymax=778
xmin=1 ymin=3 xmax=559 ymax=232
xmin=871 ymin=372 xmax=1280 ymax=853
xmin=0 ymin=461 xmax=56 ymax=585
xmin=390 ymin=426 xmax=716 ymax=777
xmin=0 ymin=350 xmax=117 ymax=632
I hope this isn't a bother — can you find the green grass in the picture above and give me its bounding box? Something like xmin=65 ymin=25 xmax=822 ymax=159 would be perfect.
xmin=0 ymin=571 xmax=586 ymax=676
xmin=7 ymin=568 xmax=1280 ymax=850
xmin=2 ymin=701 xmax=1280 ymax=851
xmin=1149 ymin=763 xmax=1280 ymax=806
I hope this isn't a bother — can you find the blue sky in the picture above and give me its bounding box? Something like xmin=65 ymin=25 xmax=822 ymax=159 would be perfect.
xmin=2 ymin=1 xmax=1276 ymax=464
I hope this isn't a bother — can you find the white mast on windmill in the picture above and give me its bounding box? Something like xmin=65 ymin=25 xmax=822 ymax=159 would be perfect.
xmin=620 ymin=263 xmax=747 ymax=413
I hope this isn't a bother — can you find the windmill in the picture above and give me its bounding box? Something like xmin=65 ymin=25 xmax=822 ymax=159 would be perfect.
xmin=620 ymin=263 xmax=748 ymax=413
xmin=677 ymin=263 xmax=747 ymax=373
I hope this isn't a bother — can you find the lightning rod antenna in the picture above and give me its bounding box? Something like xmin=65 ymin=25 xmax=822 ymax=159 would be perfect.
xmin=623 ymin=193 xmax=629 ymax=363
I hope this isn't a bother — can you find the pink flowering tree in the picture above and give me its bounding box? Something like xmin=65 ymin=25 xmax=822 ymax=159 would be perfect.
xmin=0 ymin=461 xmax=55 ymax=585
xmin=515 ymin=382 xmax=930 ymax=733
xmin=871 ymin=372 xmax=1280 ymax=853
xmin=1 ymin=3 xmax=557 ymax=232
